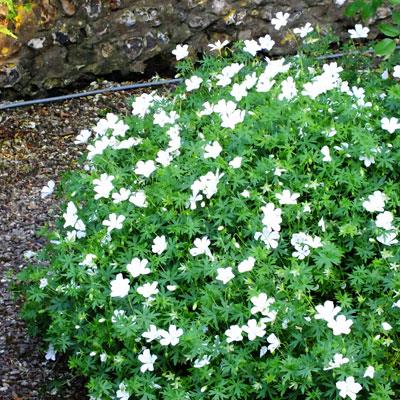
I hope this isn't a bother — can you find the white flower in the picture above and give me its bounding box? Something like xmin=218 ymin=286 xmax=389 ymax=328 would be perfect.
xmin=348 ymin=24 xmax=369 ymax=39
xmin=336 ymin=377 xmax=362 ymax=400
xmin=254 ymin=227 xmax=280 ymax=249
xmin=87 ymin=136 xmax=113 ymax=160
xmin=159 ymin=325 xmax=183 ymax=346
xmin=208 ymin=39 xmax=229 ymax=51
xmin=194 ymin=355 xmax=211 ymax=368
xmin=271 ymin=11 xmax=290 ymax=30
xmin=381 ymin=117 xmax=400 ymax=134
xmin=204 ymin=141 xmax=222 ymax=159
xmin=261 ymin=203 xmax=282 ymax=232
xmin=189 ymin=236 xmax=214 ymax=261
xmin=137 ymin=281 xmax=159 ymax=299
xmin=112 ymin=188 xmax=131 ymax=204
xmin=250 ymin=293 xmax=276 ymax=318
xmin=116 ymin=383 xmax=130 ymax=400
xmin=229 ymin=156 xmax=242 ymax=169
xmin=315 ymin=300 xmax=342 ymax=322
xmin=335 ymin=0 xmax=347 ymax=5
xmin=362 ymin=191 xmax=387 ymax=212
xmin=23 ymin=250 xmax=36 ymax=259
xmin=274 ymin=167 xmax=286 ymax=176
xmin=324 ymin=353 xmax=350 ymax=370
xmin=238 ymin=256 xmax=256 ymax=273
xmin=382 ymin=322 xmax=392 ymax=331
xmin=258 ymin=34 xmax=275 ymax=51
xmin=110 ymin=273 xmax=130 ymax=298
xmin=112 ymin=120 xmax=129 ymax=137
xmin=185 ymin=75 xmax=203 ymax=92
xmin=74 ymin=129 xmax=91 ymax=144
xmin=127 ymin=258 xmax=150 ymax=278
xmin=138 ymin=348 xmax=157 ymax=373
xmin=292 ymin=245 xmax=310 ymax=260
xmin=190 ymin=170 xmax=224 ymax=209
xmin=153 ymin=110 xmax=179 ymax=127
xmin=129 ymin=190 xmax=148 ymax=208
xmin=364 ymin=366 xmax=375 ymax=379
xmin=102 ymin=213 xmax=126 ymax=233
xmin=318 ymin=218 xmax=326 ymax=232
xmin=267 ymin=333 xmax=280 ymax=353
xmin=264 ymin=58 xmax=291 ymax=78
xmin=100 ymin=353 xmax=107 ymax=363
xmin=278 ymin=76 xmax=297 ymax=101
xmin=243 ymin=39 xmax=261 ymax=56
xmin=377 ymin=232 xmax=398 ymax=246
xmin=172 ymin=44 xmax=189 ymax=60
xmin=134 ymin=160 xmax=156 ymax=178
xmin=114 ymin=137 xmax=142 ymax=150
xmin=276 ymin=189 xmax=300 ymax=205
xmin=260 ymin=346 xmax=268 ymax=357
xmin=94 ymin=112 xmax=119 ymax=136
xmin=142 ymin=325 xmax=161 ymax=342
xmin=242 ymin=319 xmax=266 ymax=340
xmin=198 ymin=101 xmax=214 ymax=116
xmin=152 ymin=235 xmax=167 ymax=254
xmin=216 ymin=267 xmax=235 ymax=284
xmin=256 ymin=76 xmax=275 ymax=92
xmin=39 ymin=278 xmax=48 ymax=289
xmin=328 ymin=315 xmax=353 ymax=335
xmin=393 ymin=65 xmax=400 ymax=78
xmin=359 ymin=154 xmax=375 ymax=167
xmin=231 ymin=83 xmax=248 ymax=101
xmin=225 ymin=325 xmax=243 ymax=343
xmin=293 ymin=22 xmax=313 ymax=38
xmin=376 ymin=211 xmax=394 ymax=230
xmin=93 ymin=174 xmax=114 ymax=200
xmin=393 ymin=299 xmax=400 ymax=308
xmin=111 ymin=309 xmax=126 ymax=323
xmin=45 ymin=344 xmax=56 ymax=361
xmin=63 ymin=201 xmax=78 ymax=228
xmin=132 ymin=92 xmax=160 ymax=118
xmin=321 ymin=145 xmax=332 ymax=162
xmin=40 ymin=180 xmax=55 ymax=199
xmin=156 ymin=149 xmax=173 ymax=167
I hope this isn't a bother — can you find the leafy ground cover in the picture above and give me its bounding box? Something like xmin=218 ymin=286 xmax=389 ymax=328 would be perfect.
xmin=16 ymin=24 xmax=400 ymax=400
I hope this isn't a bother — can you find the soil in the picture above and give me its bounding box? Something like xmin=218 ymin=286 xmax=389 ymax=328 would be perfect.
xmin=0 ymin=81 xmax=169 ymax=400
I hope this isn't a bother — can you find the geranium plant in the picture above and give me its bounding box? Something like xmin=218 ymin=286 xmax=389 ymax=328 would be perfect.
xmin=17 ymin=22 xmax=400 ymax=400
xmin=345 ymin=0 xmax=400 ymax=56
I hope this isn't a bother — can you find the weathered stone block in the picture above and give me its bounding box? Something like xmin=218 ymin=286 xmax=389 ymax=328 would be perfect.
xmin=0 ymin=0 xmax=382 ymax=99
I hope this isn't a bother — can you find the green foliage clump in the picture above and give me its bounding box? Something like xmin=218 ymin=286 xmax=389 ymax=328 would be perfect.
xmin=345 ymin=0 xmax=400 ymax=56
xmin=17 ymin=38 xmax=400 ymax=400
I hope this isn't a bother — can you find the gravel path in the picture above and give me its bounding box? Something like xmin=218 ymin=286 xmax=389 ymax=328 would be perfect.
xmin=0 ymin=82 xmax=164 ymax=399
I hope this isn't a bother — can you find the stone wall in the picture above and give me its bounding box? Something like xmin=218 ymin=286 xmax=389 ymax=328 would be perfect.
xmin=0 ymin=0 xmax=375 ymax=99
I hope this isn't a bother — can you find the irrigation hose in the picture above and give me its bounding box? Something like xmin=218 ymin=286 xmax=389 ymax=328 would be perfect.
xmin=0 ymin=45 xmax=399 ymax=111
xmin=0 ymin=78 xmax=183 ymax=111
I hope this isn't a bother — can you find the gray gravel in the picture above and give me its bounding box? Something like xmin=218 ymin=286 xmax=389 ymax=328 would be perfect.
xmin=0 ymin=82 xmax=163 ymax=399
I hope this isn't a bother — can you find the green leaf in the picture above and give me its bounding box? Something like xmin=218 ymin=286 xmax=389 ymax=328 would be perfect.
xmin=392 ymin=11 xmax=400 ymax=25
xmin=312 ymin=243 xmax=344 ymax=269
xmin=344 ymin=0 xmax=364 ymax=17
xmin=374 ymin=38 xmax=396 ymax=56
xmin=388 ymin=0 xmax=400 ymax=5
xmin=378 ymin=23 xmax=400 ymax=37
xmin=361 ymin=4 xmax=376 ymax=20
xmin=0 ymin=25 xmax=17 ymax=39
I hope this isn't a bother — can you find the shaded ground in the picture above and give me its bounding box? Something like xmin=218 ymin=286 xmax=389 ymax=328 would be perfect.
xmin=0 ymin=82 xmax=166 ymax=399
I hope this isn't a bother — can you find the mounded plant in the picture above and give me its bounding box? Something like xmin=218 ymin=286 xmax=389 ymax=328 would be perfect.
xmin=17 ymin=28 xmax=400 ymax=400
